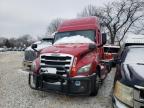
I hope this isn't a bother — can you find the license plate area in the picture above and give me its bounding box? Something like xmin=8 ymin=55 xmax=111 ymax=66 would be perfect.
xmin=42 ymin=68 xmax=57 ymax=74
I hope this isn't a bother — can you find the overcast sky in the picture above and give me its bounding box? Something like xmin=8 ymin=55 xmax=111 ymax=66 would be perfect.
xmin=0 ymin=0 xmax=113 ymax=38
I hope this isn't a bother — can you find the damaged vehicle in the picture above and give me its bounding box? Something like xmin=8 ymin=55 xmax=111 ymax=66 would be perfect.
xmin=112 ymin=34 xmax=144 ymax=108
xmin=29 ymin=17 xmax=112 ymax=96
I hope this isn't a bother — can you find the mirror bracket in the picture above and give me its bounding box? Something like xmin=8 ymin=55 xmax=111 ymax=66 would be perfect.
xmin=31 ymin=44 xmax=39 ymax=52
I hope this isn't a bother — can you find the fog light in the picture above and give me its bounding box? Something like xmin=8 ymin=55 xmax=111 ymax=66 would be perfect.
xmin=75 ymin=81 xmax=81 ymax=86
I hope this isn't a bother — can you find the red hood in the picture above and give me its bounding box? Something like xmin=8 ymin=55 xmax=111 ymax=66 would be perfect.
xmin=40 ymin=43 xmax=90 ymax=56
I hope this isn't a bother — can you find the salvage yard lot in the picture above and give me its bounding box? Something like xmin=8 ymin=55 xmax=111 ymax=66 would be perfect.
xmin=0 ymin=52 xmax=115 ymax=108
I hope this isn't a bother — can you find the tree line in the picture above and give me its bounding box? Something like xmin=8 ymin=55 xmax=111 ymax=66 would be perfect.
xmin=0 ymin=34 xmax=34 ymax=48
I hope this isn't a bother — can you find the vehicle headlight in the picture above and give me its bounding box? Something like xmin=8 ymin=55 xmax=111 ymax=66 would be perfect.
xmin=114 ymin=81 xmax=134 ymax=107
xmin=77 ymin=64 xmax=91 ymax=74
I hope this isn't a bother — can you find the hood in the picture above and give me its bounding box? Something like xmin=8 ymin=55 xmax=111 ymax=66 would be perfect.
xmin=40 ymin=43 xmax=90 ymax=56
xmin=122 ymin=63 xmax=144 ymax=86
xmin=25 ymin=42 xmax=52 ymax=51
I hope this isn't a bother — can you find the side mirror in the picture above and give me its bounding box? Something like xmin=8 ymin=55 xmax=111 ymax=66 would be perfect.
xmin=31 ymin=44 xmax=37 ymax=49
xmin=89 ymin=43 xmax=96 ymax=51
xmin=102 ymin=33 xmax=107 ymax=45
xmin=31 ymin=44 xmax=38 ymax=52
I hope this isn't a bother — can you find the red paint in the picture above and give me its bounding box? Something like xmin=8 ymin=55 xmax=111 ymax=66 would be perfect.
xmin=58 ymin=16 xmax=100 ymax=32
xmin=34 ymin=58 xmax=40 ymax=74
xmin=34 ymin=16 xmax=109 ymax=80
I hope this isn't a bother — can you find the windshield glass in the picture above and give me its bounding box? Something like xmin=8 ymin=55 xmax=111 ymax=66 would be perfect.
xmin=124 ymin=47 xmax=144 ymax=64
xmin=104 ymin=47 xmax=120 ymax=53
xmin=41 ymin=38 xmax=53 ymax=44
xmin=54 ymin=30 xmax=95 ymax=44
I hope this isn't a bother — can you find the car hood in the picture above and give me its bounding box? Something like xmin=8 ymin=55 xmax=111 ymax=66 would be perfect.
xmin=26 ymin=43 xmax=52 ymax=51
xmin=40 ymin=43 xmax=91 ymax=57
xmin=123 ymin=63 xmax=144 ymax=86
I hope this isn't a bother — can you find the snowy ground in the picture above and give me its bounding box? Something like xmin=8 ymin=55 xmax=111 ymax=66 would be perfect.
xmin=0 ymin=51 xmax=115 ymax=108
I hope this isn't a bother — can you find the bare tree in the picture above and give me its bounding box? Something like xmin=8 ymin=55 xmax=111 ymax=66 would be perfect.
xmin=77 ymin=5 xmax=99 ymax=17
xmin=0 ymin=34 xmax=34 ymax=48
xmin=78 ymin=0 xmax=144 ymax=44
xmin=0 ymin=37 xmax=7 ymax=47
xmin=47 ymin=18 xmax=63 ymax=35
xmin=132 ymin=18 xmax=144 ymax=34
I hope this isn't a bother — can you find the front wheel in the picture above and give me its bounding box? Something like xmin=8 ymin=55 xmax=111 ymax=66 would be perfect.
xmin=90 ymin=74 xmax=100 ymax=96
xmin=29 ymin=74 xmax=39 ymax=89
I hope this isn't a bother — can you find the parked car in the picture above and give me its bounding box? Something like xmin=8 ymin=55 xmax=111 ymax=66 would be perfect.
xmin=29 ymin=16 xmax=112 ymax=96
xmin=112 ymin=34 xmax=144 ymax=108
xmin=0 ymin=48 xmax=5 ymax=52
xmin=23 ymin=37 xmax=54 ymax=70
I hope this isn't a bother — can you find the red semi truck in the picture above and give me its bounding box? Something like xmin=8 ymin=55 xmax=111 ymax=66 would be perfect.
xmin=29 ymin=16 xmax=111 ymax=96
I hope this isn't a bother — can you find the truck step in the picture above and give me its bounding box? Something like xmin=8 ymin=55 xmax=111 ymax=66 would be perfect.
xmin=98 ymin=80 xmax=103 ymax=85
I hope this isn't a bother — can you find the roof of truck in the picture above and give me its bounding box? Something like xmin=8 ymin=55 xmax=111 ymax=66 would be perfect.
xmin=125 ymin=34 xmax=144 ymax=46
xmin=58 ymin=16 xmax=100 ymax=32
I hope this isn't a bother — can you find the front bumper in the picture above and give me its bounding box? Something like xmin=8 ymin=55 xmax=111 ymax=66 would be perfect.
xmin=112 ymin=95 xmax=130 ymax=108
xmin=112 ymin=95 xmax=144 ymax=108
xmin=23 ymin=60 xmax=32 ymax=70
xmin=29 ymin=73 xmax=95 ymax=95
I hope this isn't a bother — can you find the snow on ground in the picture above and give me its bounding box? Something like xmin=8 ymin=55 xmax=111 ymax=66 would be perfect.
xmin=54 ymin=35 xmax=94 ymax=45
xmin=17 ymin=69 xmax=29 ymax=75
xmin=0 ymin=51 xmax=114 ymax=108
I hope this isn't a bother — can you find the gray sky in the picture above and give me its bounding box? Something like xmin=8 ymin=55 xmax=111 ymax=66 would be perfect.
xmin=0 ymin=0 xmax=112 ymax=38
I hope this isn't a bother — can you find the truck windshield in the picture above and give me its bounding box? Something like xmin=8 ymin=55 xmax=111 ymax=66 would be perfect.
xmin=54 ymin=30 xmax=95 ymax=44
xmin=41 ymin=38 xmax=53 ymax=44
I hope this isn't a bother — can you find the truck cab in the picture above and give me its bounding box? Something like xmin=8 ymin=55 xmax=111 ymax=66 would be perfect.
xmin=29 ymin=17 xmax=111 ymax=96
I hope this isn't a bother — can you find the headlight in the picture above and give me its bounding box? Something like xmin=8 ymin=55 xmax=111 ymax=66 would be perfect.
xmin=77 ymin=64 xmax=91 ymax=74
xmin=114 ymin=81 xmax=134 ymax=107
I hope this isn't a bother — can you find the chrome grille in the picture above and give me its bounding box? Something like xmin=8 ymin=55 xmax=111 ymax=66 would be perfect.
xmin=24 ymin=50 xmax=37 ymax=61
xmin=40 ymin=53 xmax=74 ymax=74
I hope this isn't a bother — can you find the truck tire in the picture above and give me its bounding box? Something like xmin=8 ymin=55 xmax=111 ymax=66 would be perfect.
xmin=107 ymin=64 xmax=112 ymax=73
xmin=29 ymin=74 xmax=39 ymax=89
xmin=90 ymin=73 xmax=100 ymax=96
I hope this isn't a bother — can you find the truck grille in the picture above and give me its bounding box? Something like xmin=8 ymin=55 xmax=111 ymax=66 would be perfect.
xmin=140 ymin=90 xmax=144 ymax=99
xmin=24 ymin=50 xmax=37 ymax=61
xmin=40 ymin=53 xmax=74 ymax=74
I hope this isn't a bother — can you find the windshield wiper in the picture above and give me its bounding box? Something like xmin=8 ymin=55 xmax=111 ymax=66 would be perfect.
xmin=137 ymin=63 xmax=144 ymax=65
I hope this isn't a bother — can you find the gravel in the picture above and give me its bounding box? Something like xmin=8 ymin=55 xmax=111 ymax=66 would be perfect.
xmin=0 ymin=51 xmax=115 ymax=108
